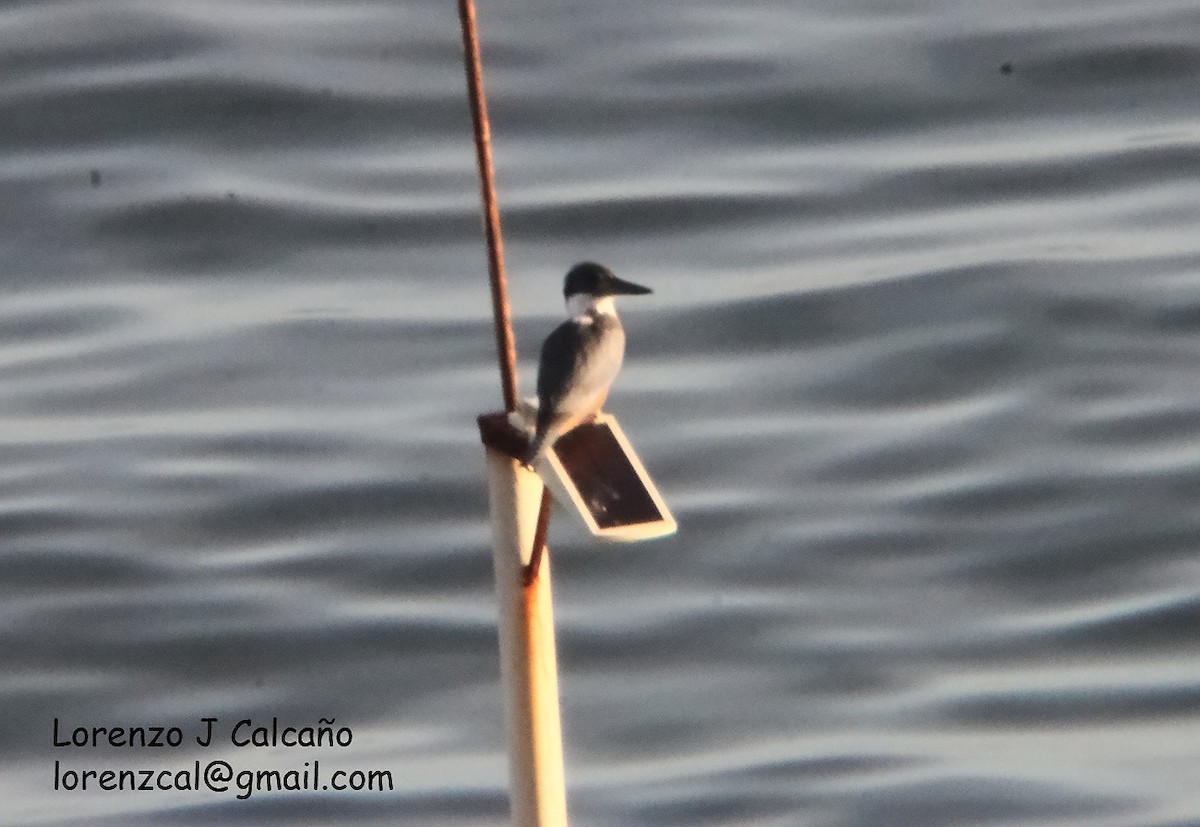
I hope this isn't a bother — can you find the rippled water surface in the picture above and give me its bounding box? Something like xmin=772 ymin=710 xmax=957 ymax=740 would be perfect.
xmin=5 ymin=1 xmax=1200 ymax=824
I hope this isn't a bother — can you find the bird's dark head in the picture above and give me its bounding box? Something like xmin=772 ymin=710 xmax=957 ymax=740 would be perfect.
xmin=563 ymin=262 xmax=652 ymax=300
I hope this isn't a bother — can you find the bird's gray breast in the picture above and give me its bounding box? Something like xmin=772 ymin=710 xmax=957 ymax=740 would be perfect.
xmin=538 ymin=314 xmax=625 ymax=415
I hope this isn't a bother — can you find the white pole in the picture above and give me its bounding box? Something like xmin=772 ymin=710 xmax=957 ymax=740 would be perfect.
xmin=484 ymin=448 xmax=569 ymax=826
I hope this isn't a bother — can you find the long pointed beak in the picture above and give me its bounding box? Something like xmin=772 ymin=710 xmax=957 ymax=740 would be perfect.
xmin=611 ymin=276 xmax=652 ymax=296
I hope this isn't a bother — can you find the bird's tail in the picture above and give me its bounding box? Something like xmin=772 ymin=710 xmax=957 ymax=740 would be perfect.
xmin=520 ymin=431 xmax=547 ymax=469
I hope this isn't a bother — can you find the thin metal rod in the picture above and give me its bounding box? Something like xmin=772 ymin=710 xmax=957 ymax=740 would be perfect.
xmin=522 ymin=487 xmax=554 ymax=587
xmin=459 ymin=0 xmax=519 ymax=411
